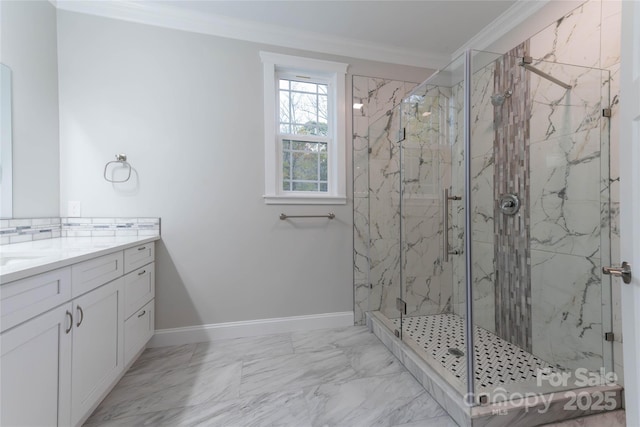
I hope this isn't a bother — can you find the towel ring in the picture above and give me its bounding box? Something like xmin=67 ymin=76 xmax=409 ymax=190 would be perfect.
xmin=104 ymin=154 xmax=132 ymax=183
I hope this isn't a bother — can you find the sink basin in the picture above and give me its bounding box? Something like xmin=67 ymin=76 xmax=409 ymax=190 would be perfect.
xmin=0 ymin=255 xmax=44 ymax=267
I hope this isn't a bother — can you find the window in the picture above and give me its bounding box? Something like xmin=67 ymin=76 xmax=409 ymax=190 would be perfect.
xmin=261 ymin=52 xmax=348 ymax=204
xmin=279 ymin=77 xmax=329 ymax=192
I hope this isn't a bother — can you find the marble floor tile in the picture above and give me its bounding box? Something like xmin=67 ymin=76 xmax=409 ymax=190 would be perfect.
xmin=304 ymin=372 xmax=448 ymax=427
xmin=189 ymin=333 xmax=293 ymax=368
xmin=392 ymin=415 xmax=459 ymax=427
xmin=126 ymin=344 xmax=197 ymax=376
xmin=292 ymin=326 xmax=381 ymax=352
xmin=87 ymin=361 xmax=242 ymax=423
xmin=239 ymin=348 xmax=358 ymax=397
xmin=342 ymin=342 xmax=406 ymax=378
xmin=85 ymin=390 xmax=312 ymax=427
xmin=86 ymin=327 xmax=455 ymax=427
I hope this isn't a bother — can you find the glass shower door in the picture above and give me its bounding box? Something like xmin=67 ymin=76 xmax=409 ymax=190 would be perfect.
xmin=367 ymin=104 xmax=404 ymax=334
xmin=398 ymin=54 xmax=469 ymax=395
xmin=399 ymin=90 xmax=455 ymax=317
xmin=468 ymin=50 xmax=613 ymax=401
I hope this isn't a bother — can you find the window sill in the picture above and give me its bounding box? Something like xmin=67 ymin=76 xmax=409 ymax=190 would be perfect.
xmin=263 ymin=194 xmax=347 ymax=205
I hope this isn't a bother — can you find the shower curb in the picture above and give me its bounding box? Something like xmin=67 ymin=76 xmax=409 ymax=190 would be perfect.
xmin=367 ymin=312 xmax=623 ymax=427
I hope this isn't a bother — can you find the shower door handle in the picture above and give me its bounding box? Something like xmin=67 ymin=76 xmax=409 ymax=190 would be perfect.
xmin=443 ymin=189 xmax=461 ymax=262
xmin=603 ymin=262 xmax=632 ymax=284
xmin=443 ymin=189 xmax=450 ymax=262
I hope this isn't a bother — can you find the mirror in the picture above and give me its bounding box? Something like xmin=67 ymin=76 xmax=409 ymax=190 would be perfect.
xmin=0 ymin=63 xmax=12 ymax=219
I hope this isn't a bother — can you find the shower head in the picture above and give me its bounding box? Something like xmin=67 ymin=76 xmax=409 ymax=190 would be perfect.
xmin=491 ymin=89 xmax=513 ymax=106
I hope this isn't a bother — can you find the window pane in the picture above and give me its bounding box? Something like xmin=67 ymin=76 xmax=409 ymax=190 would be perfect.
xmin=292 ymin=152 xmax=318 ymax=181
xmin=290 ymin=92 xmax=317 ymax=130
xmin=319 ymin=183 xmax=328 ymax=192
xmin=279 ymin=78 xmax=330 ymax=137
xmin=319 ymin=152 xmax=328 ymax=181
xmin=292 ymin=181 xmax=318 ymax=191
xmin=293 ymin=124 xmax=315 ymax=135
xmin=279 ymin=91 xmax=290 ymax=123
xmin=282 ymin=149 xmax=290 ymax=178
xmin=317 ymin=95 xmax=328 ymax=136
xmin=283 ymin=180 xmax=292 ymax=191
xmin=280 ymin=124 xmax=291 ymax=134
xmin=290 ymin=80 xmax=318 ymax=93
xmin=291 ymin=140 xmax=313 ymax=151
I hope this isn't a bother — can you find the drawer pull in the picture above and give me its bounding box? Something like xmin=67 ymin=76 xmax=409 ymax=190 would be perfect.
xmin=76 ymin=305 xmax=84 ymax=327
xmin=138 ymin=269 xmax=146 ymax=276
xmin=137 ymin=310 xmax=146 ymax=318
xmin=65 ymin=311 xmax=73 ymax=334
xmin=137 ymin=246 xmax=146 ymax=251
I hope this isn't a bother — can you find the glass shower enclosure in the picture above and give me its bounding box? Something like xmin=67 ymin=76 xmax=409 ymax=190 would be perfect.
xmin=366 ymin=49 xmax=613 ymax=406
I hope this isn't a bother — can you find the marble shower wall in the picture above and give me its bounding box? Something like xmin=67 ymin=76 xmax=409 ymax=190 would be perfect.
xmin=352 ymin=76 xmax=416 ymax=325
xmin=526 ymin=0 xmax=619 ymax=374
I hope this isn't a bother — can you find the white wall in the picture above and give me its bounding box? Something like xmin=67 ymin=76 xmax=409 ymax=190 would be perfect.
xmin=57 ymin=10 xmax=429 ymax=329
xmin=0 ymin=0 xmax=60 ymax=217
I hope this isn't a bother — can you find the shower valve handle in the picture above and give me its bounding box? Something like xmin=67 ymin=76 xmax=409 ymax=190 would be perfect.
xmin=499 ymin=194 xmax=520 ymax=215
xmin=603 ymin=262 xmax=632 ymax=284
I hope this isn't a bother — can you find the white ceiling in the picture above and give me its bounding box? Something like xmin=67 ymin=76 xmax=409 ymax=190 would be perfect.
xmin=161 ymin=1 xmax=515 ymax=55
xmin=56 ymin=0 xmax=547 ymax=68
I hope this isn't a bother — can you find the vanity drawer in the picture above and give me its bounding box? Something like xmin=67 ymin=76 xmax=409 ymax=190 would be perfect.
xmin=124 ymin=263 xmax=154 ymax=319
xmin=124 ymin=244 xmax=154 ymax=274
xmin=71 ymin=252 xmax=123 ymax=298
xmin=124 ymin=300 xmax=154 ymax=366
xmin=0 ymin=268 xmax=72 ymax=333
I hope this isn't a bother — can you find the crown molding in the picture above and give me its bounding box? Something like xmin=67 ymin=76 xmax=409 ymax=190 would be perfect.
xmin=55 ymin=0 xmax=449 ymax=69
xmin=451 ymin=0 xmax=550 ymax=60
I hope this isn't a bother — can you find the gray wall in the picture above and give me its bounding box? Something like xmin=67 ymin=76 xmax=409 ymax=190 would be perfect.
xmin=56 ymin=10 xmax=429 ymax=329
xmin=1 ymin=0 xmax=60 ymax=217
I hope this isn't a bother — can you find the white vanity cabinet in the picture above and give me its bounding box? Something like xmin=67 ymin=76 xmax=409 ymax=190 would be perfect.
xmin=0 ymin=240 xmax=156 ymax=427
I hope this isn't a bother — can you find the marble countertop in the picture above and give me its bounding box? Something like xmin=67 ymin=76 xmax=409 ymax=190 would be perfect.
xmin=0 ymin=236 xmax=161 ymax=284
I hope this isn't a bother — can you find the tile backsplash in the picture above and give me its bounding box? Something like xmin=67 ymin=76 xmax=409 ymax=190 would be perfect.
xmin=0 ymin=218 xmax=62 ymax=244
xmin=0 ymin=217 xmax=160 ymax=245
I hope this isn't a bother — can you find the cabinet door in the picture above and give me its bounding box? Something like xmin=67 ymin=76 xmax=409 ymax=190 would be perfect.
xmin=71 ymin=278 xmax=124 ymax=426
xmin=124 ymin=299 xmax=154 ymax=366
xmin=1 ymin=303 xmax=73 ymax=426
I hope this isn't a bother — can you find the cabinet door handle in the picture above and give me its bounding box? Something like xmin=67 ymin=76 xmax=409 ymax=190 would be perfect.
xmin=65 ymin=311 xmax=73 ymax=334
xmin=138 ymin=269 xmax=146 ymax=276
xmin=138 ymin=246 xmax=146 ymax=251
xmin=137 ymin=310 xmax=146 ymax=318
xmin=76 ymin=305 xmax=84 ymax=327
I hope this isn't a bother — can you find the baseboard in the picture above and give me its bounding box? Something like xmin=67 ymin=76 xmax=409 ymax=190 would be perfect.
xmin=147 ymin=311 xmax=354 ymax=348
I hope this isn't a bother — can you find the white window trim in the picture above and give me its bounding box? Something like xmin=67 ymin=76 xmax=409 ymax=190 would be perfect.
xmin=260 ymin=51 xmax=348 ymax=205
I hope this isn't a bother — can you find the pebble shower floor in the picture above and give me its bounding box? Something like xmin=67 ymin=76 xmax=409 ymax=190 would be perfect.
xmin=391 ymin=314 xmax=558 ymax=388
